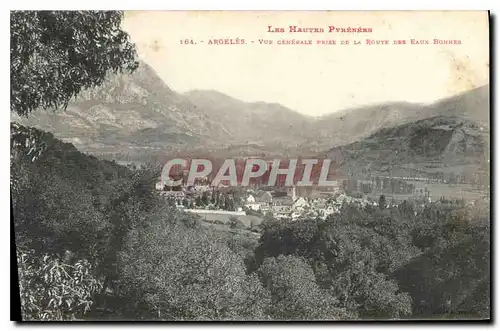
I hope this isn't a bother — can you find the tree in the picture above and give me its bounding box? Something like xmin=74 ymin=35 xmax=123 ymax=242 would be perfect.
xmin=201 ymin=191 xmax=209 ymax=206
xmin=13 ymin=169 xmax=110 ymax=259
xmin=393 ymin=233 xmax=490 ymax=318
xmin=229 ymin=216 xmax=246 ymax=230
xmin=17 ymin=249 xmax=103 ymax=321
xmin=254 ymin=205 xmax=417 ymax=319
xmin=257 ymin=255 xmax=350 ymax=320
xmin=117 ymin=220 xmax=270 ymax=320
xmin=378 ymin=195 xmax=387 ymax=210
xmin=10 ymin=123 xmax=48 ymax=194
xmin=10 ymin=11 xmax=140 ymax=198
xmin=225 ymin=197 xmax=235 ymax=211
xmin=195 ymin=196 xmax=202 ymax=207
xmin=11 ymin=11 xmax=138 ymax=117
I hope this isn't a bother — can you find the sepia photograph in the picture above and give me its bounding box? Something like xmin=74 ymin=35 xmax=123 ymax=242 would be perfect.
xmin=10 ymin=10 xmax=490 ymax=321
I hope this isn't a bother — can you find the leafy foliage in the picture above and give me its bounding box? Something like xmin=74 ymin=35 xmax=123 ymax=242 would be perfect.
xmin=394 ymin=204 xmax=490 ymax=318
xmin=17 ymin=249 xmax=103 ymax=321
xmin=117 ymin=219 xmax=270 ymax=320
xmin=257 ymin=255 xmax=350 ymax=320
xmin=12 ymin=129 xmax=490 ymax=320
xmin=11 ymin=11 xmax=138 ymax=116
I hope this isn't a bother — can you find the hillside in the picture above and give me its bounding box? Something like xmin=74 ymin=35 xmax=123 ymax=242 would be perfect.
xmin=316 ymin=85 xmax=489 ymax=148
xmin=325 ymin=115 xmax=489 ymax=179
xmin=315 ymin=102 xmax=427 ymax=147
xmin=11 ymin=61 xmax=232 ymax=161
xmin=429 ymin=85 xmax=489 ymax=125
xmin=184 ymin=90 xmax=315 ymax=146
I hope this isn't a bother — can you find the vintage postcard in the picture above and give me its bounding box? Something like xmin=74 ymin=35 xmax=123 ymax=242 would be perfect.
xmin=10 ymin=10 xmax=490 ymax=321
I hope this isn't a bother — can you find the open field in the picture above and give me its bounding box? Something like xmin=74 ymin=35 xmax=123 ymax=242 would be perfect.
xmin=194 ymin=212 xmax=263 ymax=228
xmin=363 ymin=182 xmax=488 ymax=202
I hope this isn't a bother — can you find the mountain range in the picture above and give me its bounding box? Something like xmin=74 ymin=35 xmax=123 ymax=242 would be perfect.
xmin=11 ymin=61 xmax=490 ymax=170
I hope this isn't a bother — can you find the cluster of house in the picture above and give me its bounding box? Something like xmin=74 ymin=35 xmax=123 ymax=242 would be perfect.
xmin=156 ymin=177 xmax=384 ymax=220
xmin=243 ymin=186 xmax=378 ymax=220
xmin=155 ymin=177 xmax=212 ymax=199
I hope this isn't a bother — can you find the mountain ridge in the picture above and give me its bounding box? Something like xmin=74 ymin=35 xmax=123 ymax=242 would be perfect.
xmin=326 ymin=114 xmax=489 ymax=181
xmin=11 ymin=61 xmax=489 ymax=163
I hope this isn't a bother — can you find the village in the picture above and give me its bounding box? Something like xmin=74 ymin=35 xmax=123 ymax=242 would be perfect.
xmin=154 ymin=156 xmax=491 ymax=228
xmin=155 ymin=175 xmax=389 ymax=225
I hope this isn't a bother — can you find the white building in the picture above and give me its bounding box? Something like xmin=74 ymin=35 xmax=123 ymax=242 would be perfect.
xmin=290 ymin=197 xmax=309 ymax=213
xmin=155 ymin=181 xmax=165 ymax=191
xmin=244 ymin=194 xmax=261 ymax=211
xmin=271 ymin=205 xmax=291 ymax=218
xmin=246 ymin=195 xmax=256 ymax=203
xmin=246 ymin=203 xmax=261 ymax=211
xmin=160 ymin=191 xmax=186 ymax=198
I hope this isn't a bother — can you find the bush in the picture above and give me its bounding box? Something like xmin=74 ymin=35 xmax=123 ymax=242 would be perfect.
xmin=117 ymin=220 xmax=270 ymax=320
xmin=229 ymin=216 xmax=247 ymax=230
xmin=257 ymin=255 xmax=350 ymax=320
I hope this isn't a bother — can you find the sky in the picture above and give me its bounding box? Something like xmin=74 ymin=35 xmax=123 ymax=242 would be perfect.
xmin=122 ymin=11 xmax=489 ymax=116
